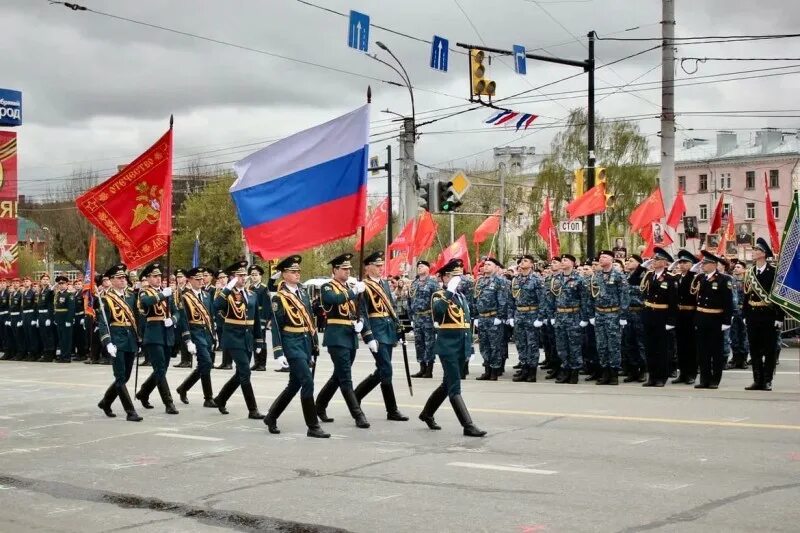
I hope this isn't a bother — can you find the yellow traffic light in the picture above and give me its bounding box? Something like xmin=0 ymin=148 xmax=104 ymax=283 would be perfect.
xmin=470 ymin=49 xmax=496 ymax=97
xmin=596 ymin=167 xmax=607 ymax=184
xmin=574 ymin=168 xmax=585 ymax=197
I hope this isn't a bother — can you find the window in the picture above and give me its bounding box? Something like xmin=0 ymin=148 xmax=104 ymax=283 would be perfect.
xmin=719 ymin=173 xmax=731 ymax=191
xmin=517 ymin=213 xmax=524 ymax=225
xmin=677 ymin=175 xmax=686 ymax=191
xmin=745 ymin=171 xmax=755 ymax=190
xmin=699 ymin=174 xmax=708 ymax=192
xmin=746 ymin=202 xmax=755 ymax=220
xmin=772 ymin=201 xmax=780 ymax=219
xmin=769 ymin=169 xmax=779 ymax=188
xmin=699 ymin=204 xmax=708 ymax=221
xmin=723 ymin=202 xmax=731 ymax=217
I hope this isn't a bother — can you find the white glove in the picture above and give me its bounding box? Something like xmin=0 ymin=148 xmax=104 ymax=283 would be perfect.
xmin=721 ymin=324 xmax=731 ymax=331
xmin=79 ymin=318 xmax=84 ymax=326
xmin=446 ymin=276 xmax=461 ymax=293
xmin=4 ymin=321 xmax=9 ymax=326
xmin=56 ymin=349 xmax=61 ymax=356
xmin=225 ymin=278 xmax=237 ymax=290
xmin=354 ymin=320 xmax=364 ymax=333
xmin=164 ymin=317 xmax=173 ymax=328
xmin=186 ymin=341 xmax=197 ymax=355
xmin=665 ymin=325 xmax=675 ymax=331
xmin=65 ymin=322 xmax=72 ymax=327
xmin=742 ymin=319 xmax=746 ymax=326
xmin=433 ymin=321 xmax=440 ymax=329
xmin=533 ymin=319 xmax=543 ymax=328
xmin=354 ymin=281 xmax=366 ymax=294
xmin=507 ymin=318 xmax=515 ymax=327
xmin=473 ymin=319 xmax=479 ymax=326
xmin=107 ymin=343 xmax=117 ymax=358
xmin=33 ymin=320 xmax=39 ymax=327
xmin=619 ymin=319 xmax=628 ymax=326
xmin=367 ymin=340 xmax=379 ymax=353
xmin=161 ymin=287 xmax=173 ymax=298
xmin=550 ymin=318 xmax=555 ymax=325
xmin=45 ymin=319 xmax=51 ymax=327
xmin=774 ymin=321 xmax=783 ymax=328
xmin=275 ymin=354 xmax=288 ymax=369
xmin=493 ymin=318 xmax=502 ymax=326
xmin=16 ymin=321 xmax=22 ymax=327
xmin=410 ymin=321 xmax=414 ymax=328
xmin=579 ymin=321 xmax=588 ymax=328
xmin=589 ymin=318 xmax=596 ymax=326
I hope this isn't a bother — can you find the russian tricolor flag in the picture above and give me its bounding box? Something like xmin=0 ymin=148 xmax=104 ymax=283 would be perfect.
xmin=231 ymin=105 xmax=369 ymax=257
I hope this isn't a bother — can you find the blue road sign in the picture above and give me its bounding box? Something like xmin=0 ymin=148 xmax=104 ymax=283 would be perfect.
xmin=430 ymin=35 xmax=449 ymax=72
xmin=513 ymin=44 xmax=527 ymax=75
xmin=0 ymin=88 xmax=22 ymax=127
xmin=348 ymin=10 xmax=370 ymax=52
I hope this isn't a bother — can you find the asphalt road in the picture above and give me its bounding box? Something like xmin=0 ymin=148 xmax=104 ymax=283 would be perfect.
xmin=1 ymin=343 xmax=799 ymax=533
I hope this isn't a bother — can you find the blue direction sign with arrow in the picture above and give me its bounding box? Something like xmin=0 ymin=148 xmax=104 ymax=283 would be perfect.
xmin=513 ymin=44 xmax=527 ymax=75
xmin=348 ymin=10 xmax=370 ymax=52
xmin=430 ymin=35 xmax=449 ymax=72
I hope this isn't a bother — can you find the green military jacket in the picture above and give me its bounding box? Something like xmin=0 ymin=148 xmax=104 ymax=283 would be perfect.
xmin=178 ymin=287 xmax=215 ymax=350
xmin=270 ymin=284 xmax=317 ymax=361
xmin=432 ymin=289 xmax=472 ymax=360
xmin=97 ymin=289 xmax=139 ymax=352
xmin=138 ymin=287 xmax=176 ymax=346
xmin=214 ymin=286 xmax=256 ymax=352
xmin=320 ymin=279 xmax=373 ymax=349
xmin=53 ymin=289 xmax=75 ymax=325
xmin=360 ymin=277 xmax=399 ymax=346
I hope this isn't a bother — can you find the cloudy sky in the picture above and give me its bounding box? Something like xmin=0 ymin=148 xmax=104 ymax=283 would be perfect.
xmin=3 ymin=0 xmax=799 ymax=200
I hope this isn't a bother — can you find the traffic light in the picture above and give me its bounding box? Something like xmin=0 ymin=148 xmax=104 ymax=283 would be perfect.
xmin=470 ymin=49 xmax=496 ymax=97
xmin=437 ymin=180 xmax=463 ymax=212
xmin=596 ymin=167 xmax=615 ymax=207
xmin=418 ymin=181 xmax=432 ymax=211
xmin=574 ymin=168 xmax=585 ymax=197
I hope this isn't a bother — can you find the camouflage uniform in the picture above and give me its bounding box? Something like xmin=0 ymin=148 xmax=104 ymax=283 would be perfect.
xmin=473 ymin=274 xmax=509 ymax=373
xmin=409 ymin=275 xmax=439 ymax=366
xmin=550 ymin=270 xmax=589 ymax=379
xmin=509 ymin=271 xmax=545 ymax=370
xmin=729 ymin=275 xmax=749 ymax=367
xmin=588 ymin=268 xmax=629 ymax=376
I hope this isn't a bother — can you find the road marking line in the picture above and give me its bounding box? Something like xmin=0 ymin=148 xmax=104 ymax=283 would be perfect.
xmin=153 ymin=433 xmax=223 ymax=442
xmin=447 ymin=462 xmax=557 ymax=475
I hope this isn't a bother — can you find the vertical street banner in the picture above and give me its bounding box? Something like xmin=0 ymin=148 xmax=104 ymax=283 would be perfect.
xmin=0 ymin=131 xmax=18 ymax=277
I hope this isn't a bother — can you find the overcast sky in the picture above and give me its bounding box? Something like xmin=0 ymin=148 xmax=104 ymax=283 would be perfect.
xmin=3 ymin=0 xmax=799 ymax=200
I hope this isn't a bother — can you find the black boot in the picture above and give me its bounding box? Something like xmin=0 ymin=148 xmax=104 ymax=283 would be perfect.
xmin=595 ymin=368 xmax=610 ymax=385
xmin=215 ymin=351 xmax=232 ymax=370
xmin=213 ymin=376 xmax=240 ymax=415
xmin=422 ymin=362 xmax=433 ymax=378
xmin=462 ymin=359 xmax=470 ymax=377
xmin=555 ymin=368 xmax=570 ymax=383
xmin=475 ymin=365 xmax=492 ymax=380
xmin=241 ymin=382 xmax=264 ymax=419
xmin=342 ymin=387 xmax=370 ymax=428
xmin=118 ymin=385 xmax=143 ymax=422
xmin=157 ymin=379 xmax=179 ymax=414
xmin=568 ymin=369 xmax=579 ymax=384
xmin=623 ymin=368 xmax=639 ymax=383
xmin=98 ymin=384 xmax=118 ymax=418
xmin=488 ymin=367 xmax=499 ymax=381
xmin=354 ymin=372 xmax=381 ymax=403
xmin=136 ymin=374 xmax=157 ymax=409
xmin=301 ymin=396 xmax=330 ymax=438
xmin=264 ymin=388 xmax=294 ymax=434
xmin=200 ymin=374 xmax=217 ymax=407
xmin=607 ymin=368 xmax=619 ymax=385
xmin=450 ymin=394 xmax=486 ymax=437
xmin=512 ymin=366 xmax=529 ymax=382
xmin=419 ymin=384 xmax=447 ymax=430
xmin=525 ymin=367 xmax=537 ymax=382
xmin=411 ymin=362 xmax=426 ymax=378
xmin=176 ymin=369 xmax=200 ymax=404
xmin=380 ymin=383 xmax=408 ymax=421
xmin=315 ymin=377 xmax=339 ymax=423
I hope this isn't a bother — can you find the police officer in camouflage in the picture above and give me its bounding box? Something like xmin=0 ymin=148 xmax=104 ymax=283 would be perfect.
xmin=473 ymin=257 xmax=508 ymax=381
xmin=727 ymin=261 xmax=749 ymax=369
xmin=588 ymin=250 xmax=630 ymax=385
xmin=509 ymin=254 xmax=545 ymax=383
xmin=550 ymin=254 xmax=589 ymax=384
xmin=409 ymin=260 xmax=439 ymax=378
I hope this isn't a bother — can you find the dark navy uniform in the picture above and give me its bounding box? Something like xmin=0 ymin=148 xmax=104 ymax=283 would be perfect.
xmin=674 ymin=250 xmax=699 ymax=384
xmin=0 ymin=284 xmax=10 ymax=360
xmin=693 ymin=251 xmax=734 ymax=389
xmin=176 ymin=267 xmax=218 ymax=407
xmin=36 ymin=277 xmax=56 ymax=362
xmin=418 ymin=259 xmax=486 ymax=437
xmin=53 ymin=282 xmax=74 ymax=362
xmin=641 ymin=248 xmax=678 ymax=386
xmin=248 ymin=264 xmax=269 ymax=371
xmin=21 ymin=284 xmax=39 ymax=361
xmin=622 ymin=260 xmax=647 ymax=382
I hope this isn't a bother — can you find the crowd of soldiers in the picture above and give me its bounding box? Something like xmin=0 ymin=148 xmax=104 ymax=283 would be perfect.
xmin=0 ymin=236 xmax=785 ymax=437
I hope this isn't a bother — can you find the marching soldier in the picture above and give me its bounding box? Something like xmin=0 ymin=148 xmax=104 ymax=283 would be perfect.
xmin=314 ymin=253 xmax=371 ymax=428
xmin=473 ymin=257 xmax=509 ymax=381
xmin=96 ymin=264 xmax=143 ymax=422
xmin=248 ymin=264 xmax=269 ymax=372
xmin=509 ymin=254 xmax=546 ymax=382
xmin=743 ymin=238 xmax=784 ymax=391
xmin=673 ymin=250 xmax=699 ymax=385
xmin=550 ymin=254 xmax=589 ymax=384
xmin=588 ymin=250 xmax=630 ymax=385
xmin=264 ymin=256 xmax=329 ymax=438
xmin=622 ymin=255 xmax=647 ymax=383
xmin=419 ymin=259 xmax=486 ymax=437
xmin=211 ymin=261 xmax=264 ymax=419
xmin=352 ymin=251 xmax=408 ymax=422
xmin=134 ymin=263 xmax=179 ymax=414
xmin=21 ymin=277 xmax=39 ymax=361
xmin=641 ymin=247 xmax=678 ymax=387
xmin=172 ymin=269 xmax=193 ymax=369
xmin=409 ymin=260 xmax=439 ymax=378
xmin=693 ymin=251 xmax=734 ymax=389
xmin=37 ymin=274 xmax=56 ymax=363
xmin=213 ymin=269 xmax=233 ymax=370
xmin=175 ymin=267 xmax=218 ymax=408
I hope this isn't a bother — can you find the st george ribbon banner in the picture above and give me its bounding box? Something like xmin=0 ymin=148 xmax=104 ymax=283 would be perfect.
xmin=0 ymin=131 xmax=18 ymax=277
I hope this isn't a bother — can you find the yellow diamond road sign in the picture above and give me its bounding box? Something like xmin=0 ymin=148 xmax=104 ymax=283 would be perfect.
xmin=450 ymin=171 xmax=471 ymax=200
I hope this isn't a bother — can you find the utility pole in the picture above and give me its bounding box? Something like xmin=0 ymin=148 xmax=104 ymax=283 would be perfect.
xmin=400 ymin=117 xmax=416 ymax=228
xmin=586 ymin=31 xmax=597 ymax=260
xmin=449 ymin=212 xmax=455 ymax=244
xmin=498 ymin=163 xmax=507 ymax=260
xmin=660 ymin=0 xmax=677 ymax=212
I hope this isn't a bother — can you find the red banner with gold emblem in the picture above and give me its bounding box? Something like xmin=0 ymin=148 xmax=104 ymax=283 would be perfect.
xmin=76 ymin=128 xmax=173 ymax=270
xmin=0 ymin=131 xmax=18 ymax=277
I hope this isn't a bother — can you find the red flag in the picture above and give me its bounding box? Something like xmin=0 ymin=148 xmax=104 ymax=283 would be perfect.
xmin=666 ymin=188 xmax=686 ymax=230
xmin=83 ymin=232 xmax=97 ymax=318
xmin=640 ymin=222 xmax=673 ymax=257
xmin=355 ymin=197 xmax=389 ymax=251
xmin=709 ymin=193 xmax=725 ymax=235
xmin=385 ymin=249 xmax=408 ymax=277
xmin=388 ymin=218 xmax=415 ymax=253
xmin=473 ymin=210 xmax=501 ymax=244
xmin=431 ymin=235 xmax=471 ymax=274
xmin=537 ymin=196 xmax=560 ymax=259
xmin=764 ymin=174 xmax=781 ymax=253
xmin=629 ymin=188 xmax=665 ymax=232
xmin=76 ymin=128 xmax=173 ymax=270
xmin=566 ymin=182 xmax=606 ymax=219
xmin=412 ymin=210 xmax=438 ymax=259
xmin=718 ymin=210 xmax=735 ymax=256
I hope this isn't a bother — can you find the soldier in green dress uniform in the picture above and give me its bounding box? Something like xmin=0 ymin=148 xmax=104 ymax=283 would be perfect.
xmin=248 ymin=265 xmax=269 ymax=371
xmin=418 ymin=259 xmax=486 ymax=437
xmin=96 ymin=264 xmax=143 ymax=422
